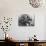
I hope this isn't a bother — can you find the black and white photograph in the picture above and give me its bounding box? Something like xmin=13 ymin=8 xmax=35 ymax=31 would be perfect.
xmin=18 ymin=14 xmax=35 ymax=26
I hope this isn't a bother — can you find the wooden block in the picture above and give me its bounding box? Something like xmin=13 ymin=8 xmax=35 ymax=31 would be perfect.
xmin=16 ymin=43 xmax=20 ymax=46
xmin=38 ymin=43 xmax=43 ymax=46
xmin=43 ymin=43 xmax=46 ymax=46
xmin=24 ymin=43 xmax=28 ymax=46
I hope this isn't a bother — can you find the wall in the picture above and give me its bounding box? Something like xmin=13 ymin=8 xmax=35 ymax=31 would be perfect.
xmin=0 ymin=0 xmax=46 ymax=40
xmin=44 ymin=15 xmax=46 ymax=40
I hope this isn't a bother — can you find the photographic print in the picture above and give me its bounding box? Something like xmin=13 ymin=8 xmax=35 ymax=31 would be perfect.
xmin=18 ymin=14 xmax=35 ymax=26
